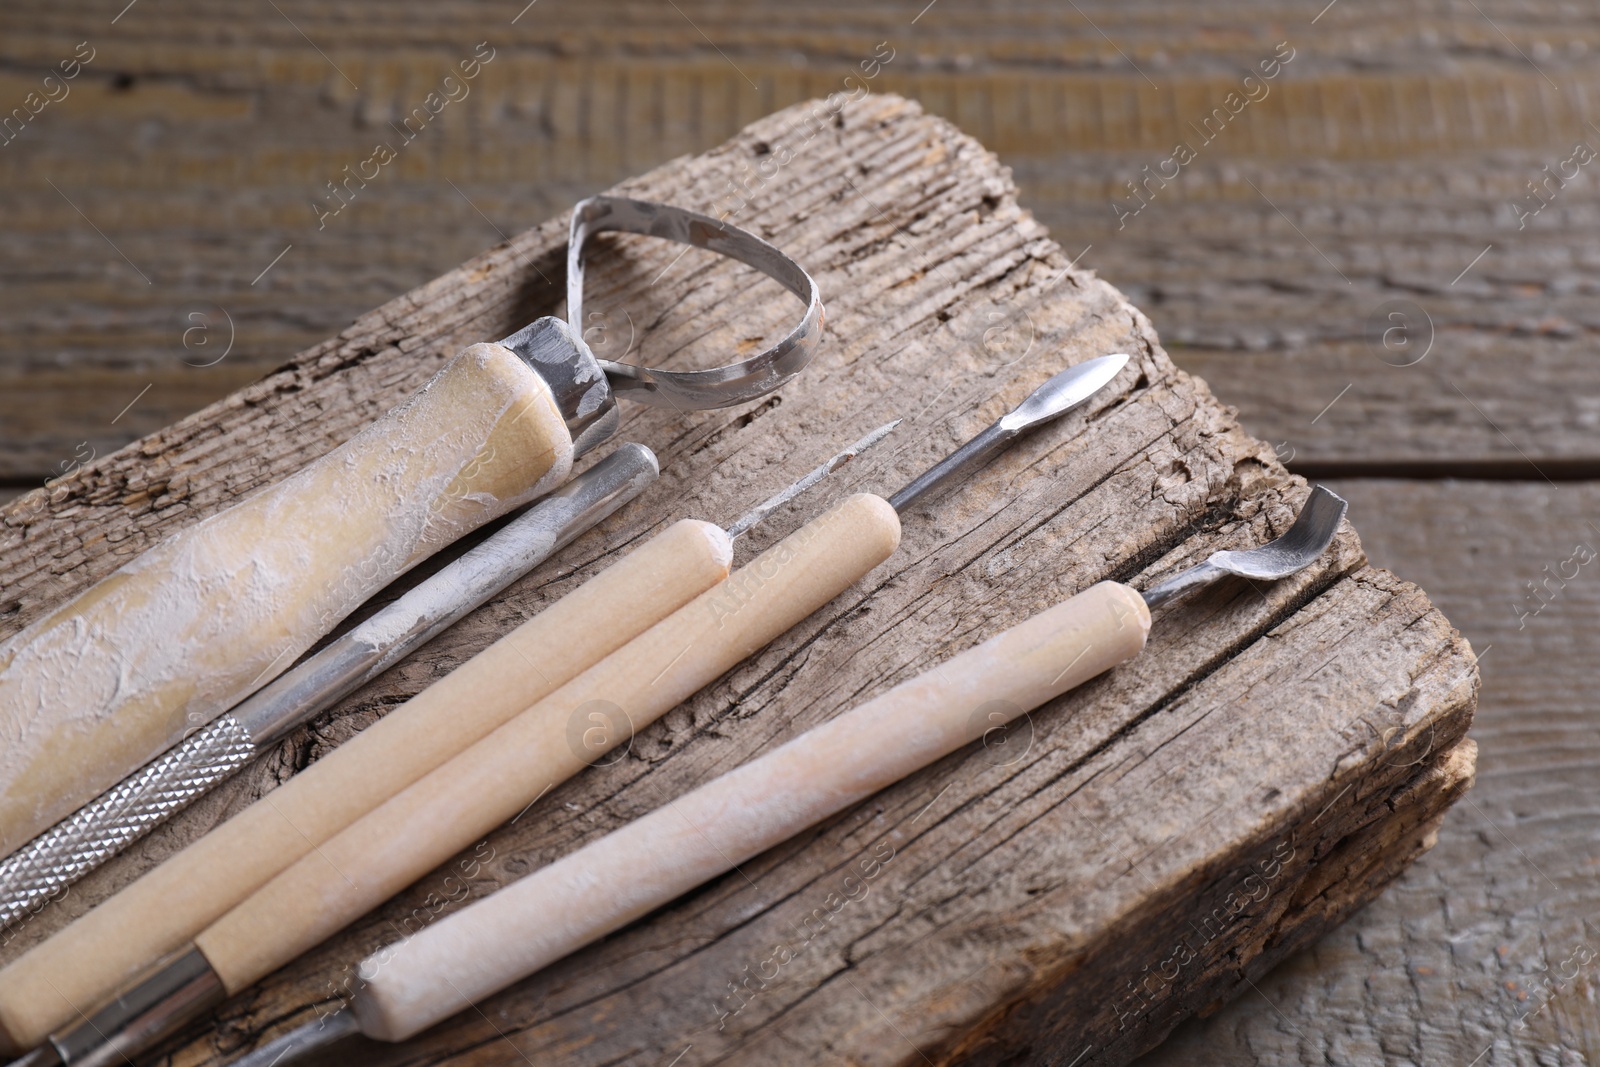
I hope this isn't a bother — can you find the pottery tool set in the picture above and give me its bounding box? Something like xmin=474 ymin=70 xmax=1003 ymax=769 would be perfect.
xmin=0 ymin=192 xmax=1351 ymax=1067
xmin=242 ymin=488 xmax=1349 ymax=1063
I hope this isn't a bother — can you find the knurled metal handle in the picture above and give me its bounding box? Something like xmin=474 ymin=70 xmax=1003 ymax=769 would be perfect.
xmin=0 ymin=715 xmax=255 ymax=932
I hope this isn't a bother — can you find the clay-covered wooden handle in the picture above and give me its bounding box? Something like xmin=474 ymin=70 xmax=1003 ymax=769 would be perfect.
xmin=0 ymin=343 xmax=576 ymax=861
xmin=350 ymin=581 xmax=1152 ymax=1041
xmin=193 ymin=493 xmax=902 ymax=994
xmin=0 ymin=518 xmax=732 ymax=1053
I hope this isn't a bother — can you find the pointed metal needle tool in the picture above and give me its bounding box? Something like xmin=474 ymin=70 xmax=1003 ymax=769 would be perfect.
xmin=725 ymin=419 xmax=901 ymax=540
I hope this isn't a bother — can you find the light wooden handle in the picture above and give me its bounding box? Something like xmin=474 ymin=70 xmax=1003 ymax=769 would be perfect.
xmin=352 ymin=581 xmax=1151 ymax=1040
xmin=0 ymin=343 xmax=575 ymax=861
xmin=0 ymin=519 xmax=731 ymax=1054
xmin=194 ymin=493 xmax=902 ymax=994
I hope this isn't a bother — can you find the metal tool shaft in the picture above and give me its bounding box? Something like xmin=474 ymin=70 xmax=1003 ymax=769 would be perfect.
xmin=1139 ymin=487 xmax=1348 ymax=609
xmin=0 ymin=445 xmax=659 ymax=932
xmin=887 ymin=353 xmax=1128 ymax=513
xmin=227 ymin=1012 xmax=359 ymax=1067
xmin=887 ymin=419 xmax=1010 ymax=513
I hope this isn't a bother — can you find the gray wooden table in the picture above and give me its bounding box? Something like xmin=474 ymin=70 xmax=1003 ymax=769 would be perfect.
xmin=0 ymin=2 xmax=1592 ymax=1063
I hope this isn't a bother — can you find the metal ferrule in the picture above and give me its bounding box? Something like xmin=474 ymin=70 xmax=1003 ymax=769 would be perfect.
xmin=498 ymin=316 xmax=618 ymax=458
xmin=43 ymin=947 xmax=223 ymax=1067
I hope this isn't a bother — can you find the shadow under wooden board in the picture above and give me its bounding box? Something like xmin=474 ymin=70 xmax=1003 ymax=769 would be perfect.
xmin=0 ymin=96 xmax=1477 ymax=1066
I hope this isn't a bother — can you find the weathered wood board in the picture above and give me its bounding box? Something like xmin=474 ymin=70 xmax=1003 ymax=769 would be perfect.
xmin=0 ymin=94 xmax=1476 ymax=1066
xmin=0 ymin=0 xmax=1595 ymax=480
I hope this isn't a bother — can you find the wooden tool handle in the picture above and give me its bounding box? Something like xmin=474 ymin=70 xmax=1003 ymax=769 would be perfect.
xmin=0 ymin=517 xmax=731 ymax=1054
xmin=350 ymin=581 xmax=1151 ymax=1040
xmin=0 ymin=343 xmax=576 ymax=862
xmin=194 ymin=493 xmax=902 ymax=995
xmin=0 ymin=517 xmax=731 ymax=1053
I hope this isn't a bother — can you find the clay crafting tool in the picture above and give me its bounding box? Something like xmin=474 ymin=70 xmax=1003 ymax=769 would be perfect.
xmin=237 ymin=488 xmax=1349 ymax=1062
xmin=3 ymin=355 xmax=1129 ymax=1067
xmin=0 ymin=194 xmax=823 ymax=866
xmin=0 ymin=423 xmax=896 ymax=1064
xmin=0 ymin=443 xmax=659 ymax=930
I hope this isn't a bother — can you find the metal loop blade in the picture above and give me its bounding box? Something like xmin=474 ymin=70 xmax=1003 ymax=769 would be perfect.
xmin=567 ymin=195 xmax=825 ymax=411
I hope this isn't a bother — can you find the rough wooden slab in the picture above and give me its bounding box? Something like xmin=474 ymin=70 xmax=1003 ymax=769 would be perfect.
xmin=0 ymin=94 xmax=1477 ymax=1066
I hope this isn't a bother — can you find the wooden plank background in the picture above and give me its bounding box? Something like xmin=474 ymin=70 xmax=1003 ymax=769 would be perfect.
xmin=0 ymin=1 xmax=1591 ymax=1063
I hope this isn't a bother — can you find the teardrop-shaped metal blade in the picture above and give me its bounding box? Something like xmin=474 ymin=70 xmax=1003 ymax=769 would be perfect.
xmin=887 ymin=353 xmax=1130 ymax=513
xmin=999 ymin=353 xmax=1130 ymax=433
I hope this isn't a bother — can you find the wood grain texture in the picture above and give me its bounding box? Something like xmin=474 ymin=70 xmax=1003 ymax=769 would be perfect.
xmin=0 ymin=0 xmax=1594 ymax=479
xmin=1138 ymin=479 xmax=1600 ymax=1067
xmin=0 ymin=94 xmax=1475 ymax=1066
